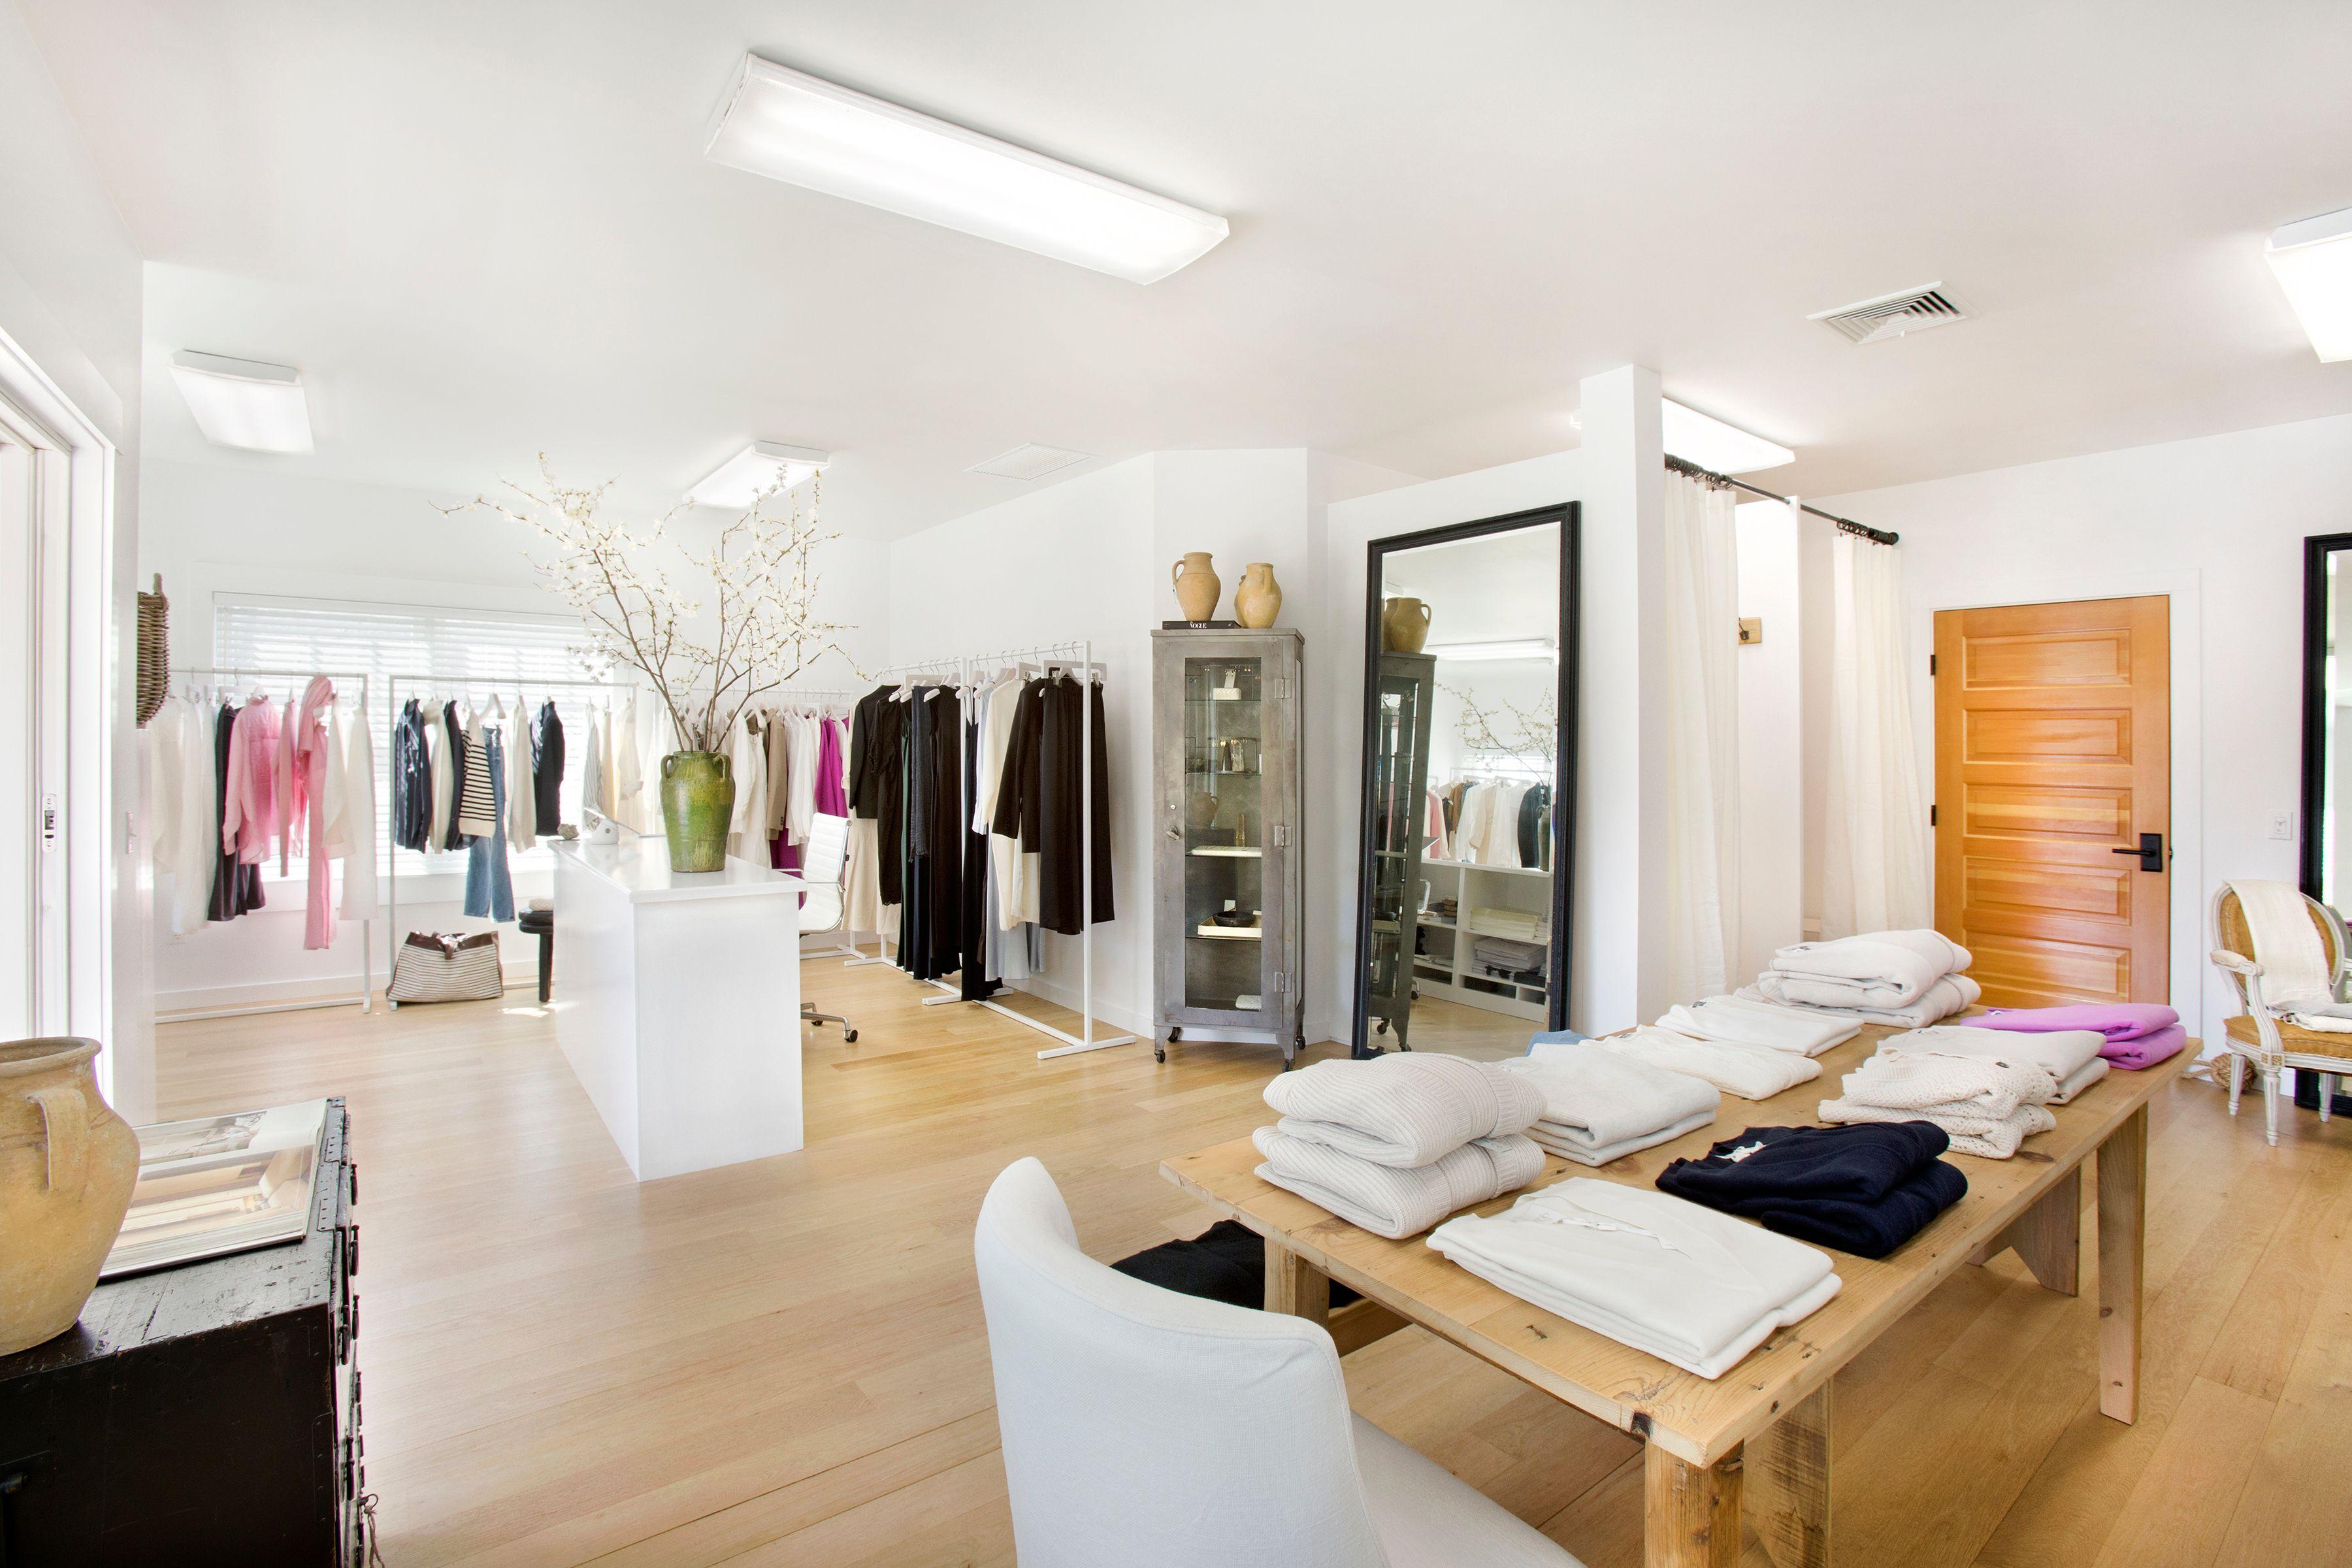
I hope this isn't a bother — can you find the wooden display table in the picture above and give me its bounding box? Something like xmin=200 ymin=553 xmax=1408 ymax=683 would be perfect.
xmin=1163 ymin=1026 xmax=2189 ymax=1568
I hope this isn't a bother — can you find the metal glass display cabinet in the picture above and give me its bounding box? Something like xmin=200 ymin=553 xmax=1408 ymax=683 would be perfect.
xmin=1151 ymin=628 xmax=1306 ymax=1066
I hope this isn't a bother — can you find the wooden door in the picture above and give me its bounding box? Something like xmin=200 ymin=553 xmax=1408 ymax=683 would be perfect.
xmin=1933 ymin=596 xmax=2169 ymax=1006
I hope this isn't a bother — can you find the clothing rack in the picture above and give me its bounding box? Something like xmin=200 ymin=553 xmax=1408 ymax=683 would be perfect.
xmin=862 ymin=641 xmax=1135 ymax=1061
xmin=1665 ymin=453 xmax=1899 ymax=546
xmin=162 ymin=666 xmax=377 ymax=1022
xmin=382 ymin=672 xmax=630 ymax=995
xmin=760 ymin=688 xmax=862 ymax=958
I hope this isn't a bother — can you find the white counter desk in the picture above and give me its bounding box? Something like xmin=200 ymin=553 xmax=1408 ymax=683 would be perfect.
xmin=551 ymin=838 xmax=805 ymax=1181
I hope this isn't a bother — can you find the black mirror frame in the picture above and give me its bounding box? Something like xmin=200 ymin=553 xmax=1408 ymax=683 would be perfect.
xmin=1348 ymin=502 xmax=1581 ymax=1058
xmin=2299 ymin=531 xmax=2352 ymax=900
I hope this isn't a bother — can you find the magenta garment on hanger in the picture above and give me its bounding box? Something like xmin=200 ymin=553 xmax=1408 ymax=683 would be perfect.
xmin=290 ymin=676 xmax=339 ymax=951
xmin=815 ymin=716 xmax=847 ymax=817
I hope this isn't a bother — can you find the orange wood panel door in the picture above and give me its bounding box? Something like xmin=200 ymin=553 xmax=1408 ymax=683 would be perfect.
xmin=1934 ymin=596 xmax=2170 ymax=1007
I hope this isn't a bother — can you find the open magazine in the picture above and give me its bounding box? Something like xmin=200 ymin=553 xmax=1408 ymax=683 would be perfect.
xmin=99 ymin=1099 xmax=331 ymax=1280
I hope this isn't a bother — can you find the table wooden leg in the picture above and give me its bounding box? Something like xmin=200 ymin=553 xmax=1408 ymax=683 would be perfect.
xmin=2097 ymin=1103 xmax=2148 ymax=1423
xmin=1646 ymin=1443 xmax=1742 ymax=1568
xmin=1970 ymin=1166 xmax=2080 ymax=1295
xmin=1748 ymin=1382 xmax=1831 ymax=1568
xmin=1264 ymin=1241 xmax=1330 ymax=1322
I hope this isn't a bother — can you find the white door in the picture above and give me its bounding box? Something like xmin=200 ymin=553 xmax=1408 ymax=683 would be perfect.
xmin=0 ymin=399 xmax=73 ymax=1039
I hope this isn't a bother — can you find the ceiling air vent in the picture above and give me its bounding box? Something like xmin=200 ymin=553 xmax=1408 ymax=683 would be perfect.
xmin=968 ymin=442 xmax=1092 ymax=481
xmin=1809 ymin=284 xmax=1968 ymax=346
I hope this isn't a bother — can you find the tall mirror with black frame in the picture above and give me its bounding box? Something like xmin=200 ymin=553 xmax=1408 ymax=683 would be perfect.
xmin=2302 ymin=532 xmax=2352 ymax=917
xmin=1352 ymin=506 xmax=1578 ymax=1060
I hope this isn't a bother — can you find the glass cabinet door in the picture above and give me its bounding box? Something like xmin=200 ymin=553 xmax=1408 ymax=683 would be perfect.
xmin=1365 ymin=657 xmax=1433 ymax=1045
xmin=1179 ymin=655 xmax=1271 ymax=1014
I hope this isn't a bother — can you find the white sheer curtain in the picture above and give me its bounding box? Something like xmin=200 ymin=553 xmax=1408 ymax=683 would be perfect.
xmin=1663 ymin=472 xmax=1741 ymax=1000
xmin=1822 ymin=531 xmax=1931 ymax=937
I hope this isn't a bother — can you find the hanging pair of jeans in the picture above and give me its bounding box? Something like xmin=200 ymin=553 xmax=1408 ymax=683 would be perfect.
xmin=465 ymin=728 xmax=515 ymax=922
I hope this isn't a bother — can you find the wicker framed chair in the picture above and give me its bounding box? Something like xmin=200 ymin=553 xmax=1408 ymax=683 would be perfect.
xmin=2208 ymin=883 xmax=2352 ymax=1145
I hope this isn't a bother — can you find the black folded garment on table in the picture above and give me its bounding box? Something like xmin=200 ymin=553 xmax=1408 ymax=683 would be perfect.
xmin=1656 ymin=1122 xmax=1967 ymax=1260
xmin=1113 ymin=1219 xmax=1360 ymax=1311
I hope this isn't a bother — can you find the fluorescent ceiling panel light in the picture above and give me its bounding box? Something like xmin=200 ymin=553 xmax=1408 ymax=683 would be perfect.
xmin=1428 ymin=639 xmax=1558 ymax=664
xmin=169 ymin=351 xmax=312 ymax=454
xmin=705 ymin=54 xmax=1228 ymax=285
xmin=687 ymin=441 xmax=830 ymax=508
xmin=1661 ymin=399 xmax=1793 ymax=474
xmin=968 ymin=442 xmax=1091 ymax=481
xmin=2267 ymin=207 xmax=2352 ymax=362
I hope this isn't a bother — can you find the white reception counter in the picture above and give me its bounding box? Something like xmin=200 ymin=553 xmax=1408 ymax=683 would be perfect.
xmin=551 ymin=838 xmax=804 ymax=1181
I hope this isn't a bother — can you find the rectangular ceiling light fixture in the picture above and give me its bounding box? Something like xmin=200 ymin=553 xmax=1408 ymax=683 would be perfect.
xmin=170 ymin=351 xmax=313 ymax=454
xmin=1661 ymin=398 xmax=1795 ymax=474
xmin=2268 ymin=207 xmax=2352 ymax=363
xmin=967 ymin=442 xmax=1091 ymax=481
xmin=687 ymin=441 xmax=831 ymax=508
xmin=705 ymin=54 xmax=1229 ymax=285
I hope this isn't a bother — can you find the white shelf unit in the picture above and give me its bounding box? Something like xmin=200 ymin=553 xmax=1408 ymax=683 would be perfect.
xmin=1409 ymin=858 xmax=1552 ymax=1022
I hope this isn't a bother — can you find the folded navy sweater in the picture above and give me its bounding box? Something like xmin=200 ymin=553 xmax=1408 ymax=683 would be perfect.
xmin=1656 ymin=1122 xmax=1967 ymax=1260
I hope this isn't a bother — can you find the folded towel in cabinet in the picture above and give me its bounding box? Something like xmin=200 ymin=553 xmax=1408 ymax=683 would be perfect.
xmin=1578 ymin=1026 xmax=1822 ymax=1101
xmin=1264 ymin=1052 xmax=1545 ymax=1169
xmin=1494 ymin=1043 xmax=1721 ymax=1154
xmin=1253 ymin=1126 xmax=1544 ymax=1239
xmin=1428 ymin=1179 xmax=1842 ymax=1379
xmin=1658 ymin=994 xmax=1860 ymax=1056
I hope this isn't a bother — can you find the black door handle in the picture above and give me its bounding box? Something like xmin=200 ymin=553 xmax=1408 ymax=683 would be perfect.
xmin=2110 ymin=832 xmax=2164 ymax=872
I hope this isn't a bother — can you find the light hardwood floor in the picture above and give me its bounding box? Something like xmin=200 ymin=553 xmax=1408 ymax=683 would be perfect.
xmin=154 ymin=962 xmax=2352 ymax=1567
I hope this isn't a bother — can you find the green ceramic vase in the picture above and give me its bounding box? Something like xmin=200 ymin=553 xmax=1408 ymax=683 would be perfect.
xmin=659 ymin=750 xmax=735 ymax=872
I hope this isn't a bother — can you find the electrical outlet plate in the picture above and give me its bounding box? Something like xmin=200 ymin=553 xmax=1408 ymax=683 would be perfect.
xmin=2273 ymin=811 xmax=2296 ymax=841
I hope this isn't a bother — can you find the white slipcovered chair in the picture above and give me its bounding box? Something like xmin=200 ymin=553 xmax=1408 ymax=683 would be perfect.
xmin=2208 ymin=881 xmax=2352 ymax=1145
xmin=798 ymin=812 xmax=857 ymax=1042
xmin=973 ymin=1157 xmax=1583 ymax=1568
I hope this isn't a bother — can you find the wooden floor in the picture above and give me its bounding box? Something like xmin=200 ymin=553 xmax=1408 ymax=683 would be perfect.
xmin=154 ymin=962 xmax=2352 ymax=1567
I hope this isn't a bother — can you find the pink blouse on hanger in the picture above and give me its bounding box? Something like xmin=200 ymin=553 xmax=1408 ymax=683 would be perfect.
xmin=221 ymin=698 xmax=286 ymax=865
xmin=289 ymin=676 xmax=338 ymax=951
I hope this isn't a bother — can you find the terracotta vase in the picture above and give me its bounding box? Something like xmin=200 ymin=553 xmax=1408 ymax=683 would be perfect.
xmin=1235 ymin=563 xmax=1282 ymax=629
xmin=1382 ymin=596 xmax=1433 ymax=653
xmin=1171 ymin=552 xmax=1222 ymax=622
xmin=659 ymin=750 xmax=736 ymax=872
xmin=1 ymin=1037 xmax=140 ymax=1357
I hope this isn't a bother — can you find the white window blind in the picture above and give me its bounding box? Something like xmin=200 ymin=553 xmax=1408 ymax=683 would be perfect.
xmin=212 ymin=595 xmax=604 ymax=885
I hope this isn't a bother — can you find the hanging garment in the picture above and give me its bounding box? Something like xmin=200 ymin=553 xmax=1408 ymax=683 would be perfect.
xmin=851 ymin=685 xmax=908 ymax=908
xmin=994 ymin=674 xmax=1115 ymax=936
xmin=815 ymin=715 xmax=848 ymax=817
xmin=442 ymin=702 xmax=472 ymax=849
xmin=764 ymin=706 xmax=792 ymax=840
xmin=614 ymin=696 xmax=644 ymax=834
xmin=973 ymin=675 xmax=1032 ymax=932
xmin=506 ymin=702 xmax=537 ymax=845
xmin=843 ymin=687 xmax=896 ymax=932
xmin=276 ymin=694 xmax=302 ymax=874
xmin=464 ymin=727 xmax=515 ymax=923
xmin=644 ymin=700 xmax=679 ymax=832
xmin=580 ymin=706 xmax=606 ymax=824
xmin=208 ymin=704 xmax=265 ymax=920
xmin=958 ymin=694 xmax=999 ymax=1000
xmin=391 ymin=698 xmax=431 ymax=851
xmin=170 ymin=699 xmax=220 ymax=936
xmin=1516 ymin=783 xmax=1551 ymax=872
xmin=785 ymin=710 xmax=821 ymax=847
xmin=456 ymin=711 xmax=498 ymax=838
xmin=221 ymin=697 xmax=286 ymax=866
xmin=338 ymin=700 xmax=380 ymax=919
xmin=151 ymin=696 xmax=184 ymax=877
xmin=423 ymin=701 xmax=453 ymax=850
xmin=894 ymin=687 xmax=933 ymax=973
xmin=727 ymin=715 xmax=767 ymax=860
xmin=289 ymin=677 xmax=339 ymax=951
xmin=531 ymin=700 xmax=564 ymax=830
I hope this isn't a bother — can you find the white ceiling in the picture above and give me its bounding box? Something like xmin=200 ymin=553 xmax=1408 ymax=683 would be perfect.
xmin=24 ymin=1 xmax=2352 ymax=538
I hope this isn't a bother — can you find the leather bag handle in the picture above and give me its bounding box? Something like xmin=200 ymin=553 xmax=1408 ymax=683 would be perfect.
xmin=26 ymin=1083 xmax=89 ymax=1196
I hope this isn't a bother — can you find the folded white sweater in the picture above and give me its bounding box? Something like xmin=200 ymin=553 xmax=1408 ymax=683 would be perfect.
xmin=1575 ymin=1027 xmax=1821 ymax=1102
xmin=1767 ymin=929 xmax=1972 ymax=1008
xmin=1525 ymin=1109 xmax=1719 ymax=1167
xmin=1831 ymin=1048 xmax=2059 ymax=1120
xmin=1493 ymin=1045 xmax=1720 ymax=1154
xmin=1883 ymin=1024 xmax=2106 ymax=1083
xmin=1428 ymin=1179 xmax=1842 ymax=1379
xmin=1818 ymin=1096 xmax=2055 ymax=1158
xmin=1740 ymin=972 xmax=1982 ymax=1028
xmin=1254 ymin=1126 xmax=1544 ymax=1239
xmin=1265 ymin=1053 xmax=1544 ymax=1169
xmin=1658 ymin=994 xmax=1859 ymax=1056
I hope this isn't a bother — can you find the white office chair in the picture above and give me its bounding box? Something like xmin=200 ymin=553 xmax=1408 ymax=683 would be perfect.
xmin=973 ymin=1158 xmax=1583 ymax=1568
xmin=798 ymin=812 xmax=857 ymax=1043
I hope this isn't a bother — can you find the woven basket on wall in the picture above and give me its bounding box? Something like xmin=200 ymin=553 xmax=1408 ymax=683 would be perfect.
xmin=135 ymin=574 xmax=168 ymax=728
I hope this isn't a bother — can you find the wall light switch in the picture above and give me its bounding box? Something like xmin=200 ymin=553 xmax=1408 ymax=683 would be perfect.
xmin=2273 ymin=811 xmax=2296 ymax=841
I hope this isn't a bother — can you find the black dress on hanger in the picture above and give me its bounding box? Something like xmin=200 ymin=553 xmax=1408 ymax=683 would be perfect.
xmin=207 ymin=702 xmax=264 ymax=921
xmin=391 ymin=698 xmax=431 ymax=851
xmin=993 ymin=672 xmax=1114 ymax=937
xmin=958 ymin=691 xmax=1000 ymax=1002
xmin=849 ymin=684 xmax=906 ymax=909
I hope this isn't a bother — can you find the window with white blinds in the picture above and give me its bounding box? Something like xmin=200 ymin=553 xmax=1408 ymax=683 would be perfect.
xmin=211 ymin=595 xmax=602 ymax=885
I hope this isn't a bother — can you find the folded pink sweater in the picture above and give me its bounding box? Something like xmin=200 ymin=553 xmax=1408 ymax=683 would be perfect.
xmin=1959 ymin=1004 xmax=2185 ymax=1070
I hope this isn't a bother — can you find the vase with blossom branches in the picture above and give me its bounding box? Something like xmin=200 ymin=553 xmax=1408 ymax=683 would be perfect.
xmin=446 ymin=459 xmax=851 ymax=870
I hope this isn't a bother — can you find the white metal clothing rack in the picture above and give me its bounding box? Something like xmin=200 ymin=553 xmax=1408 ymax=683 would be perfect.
xmin=382 ymin=672 xmax=629 ymax=992
xmin=859 ymin=641 xmax=1135 ymax=1060
xmin=162 ymin=666 xmax=376 ymax=1021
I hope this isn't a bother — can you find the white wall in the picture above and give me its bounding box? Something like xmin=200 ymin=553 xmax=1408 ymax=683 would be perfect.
xmin=138 ymin=459 xmax=891 ymax=1011
xmin=0 ymin=1 xmax=150 ymax=1113
xmin=1735 ymin=500 xmax=1805 ymax=981
xmin=1816 ymin=410 xmax=2352 ymax=1047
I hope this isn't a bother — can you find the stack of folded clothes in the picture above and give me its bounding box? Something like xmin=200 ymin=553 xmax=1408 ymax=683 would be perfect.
xmin=1655 ymin=1122 xmax=1967 ymax=1259
xmin=1584 ymin=1025 xmax=1822 ymax=1100
xmin=1956 ymin=1002 xmax=2186 ymax=1070
xmin=1657 ymin=994 xmax=1860 ymax=1056
xmin=1428 ymin=1179 xmax=1842 ymax=1378
xmin=1255 ymin=1053 xmax=1546 ymax=1239
xmin=1495 ymin=1039 xmax=1720 ymax=1165
xmin=1886 ymin=1024 xmax=2109 ymax=1102
xmin=1817 ymin=1047 xmax=2059 ymax=1157
xmin=1737 ymin=930 xmax=1982 ymax=1028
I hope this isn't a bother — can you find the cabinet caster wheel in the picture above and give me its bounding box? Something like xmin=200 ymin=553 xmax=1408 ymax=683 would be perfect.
xmin=1154 ymin=1047 xmax=1167 ymax=1063
xmin=843 ymin=1029 xmax=858 ymax=1043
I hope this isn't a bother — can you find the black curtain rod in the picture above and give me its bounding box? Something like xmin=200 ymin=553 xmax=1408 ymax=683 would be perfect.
xmin=1663 ymin=455 xmax=1898 ymax=546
